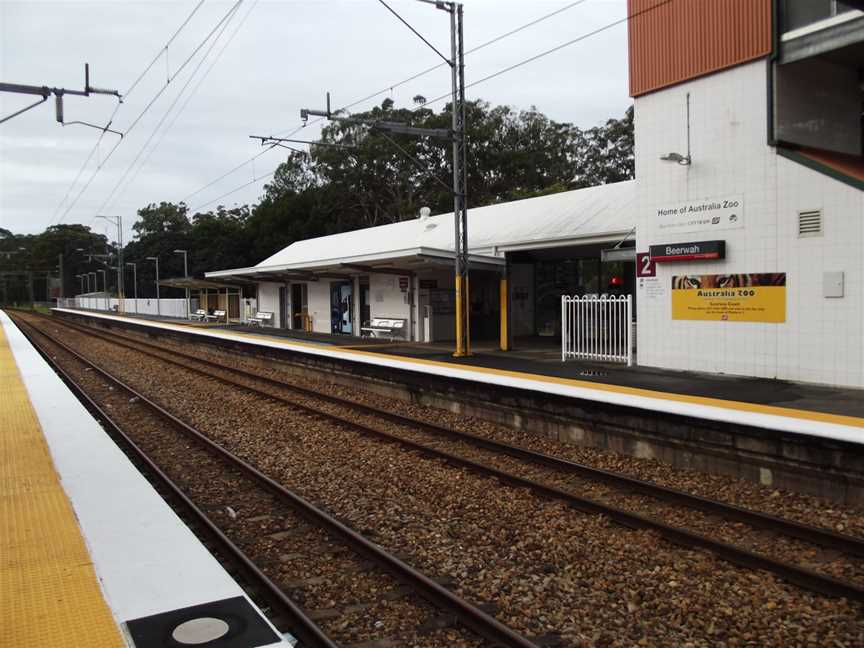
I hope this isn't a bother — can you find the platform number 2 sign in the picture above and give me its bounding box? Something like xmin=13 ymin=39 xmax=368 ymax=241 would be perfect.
xmin=637 ymin=252 xmax=656 ymax=278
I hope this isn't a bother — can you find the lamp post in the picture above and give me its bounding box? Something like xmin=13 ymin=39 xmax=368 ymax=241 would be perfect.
xmin=146 ymin=256 xmax=160 ymax=316
xmin=96 ymin=215 xmax=124 ymax=313
xmin=76 ymin=274 xmax=83 ymax=294
xmin=174 ymin=249 xmax=189 ymax=319
xmin=125 ymin=262 xmax=138 ymax=314
xmin=89 ymin=272 xmax=96 ymax=304
xmin=97 ymin=269 xmax=107 ymax=311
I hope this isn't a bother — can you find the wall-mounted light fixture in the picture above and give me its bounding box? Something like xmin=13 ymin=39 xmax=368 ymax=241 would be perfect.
xmin=660 ymin=92 xmax=692 ymax=166
xmin=660 ymin=151 xmax=691 ymax=165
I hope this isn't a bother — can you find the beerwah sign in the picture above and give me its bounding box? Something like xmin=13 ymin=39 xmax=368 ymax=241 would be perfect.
xmin=671 ymin=273 xmax=786 ymax=323
xmin=650 ymin=240 xmax=725 ymax=262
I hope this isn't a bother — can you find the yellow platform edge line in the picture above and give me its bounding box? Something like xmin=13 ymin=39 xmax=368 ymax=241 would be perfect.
xmin=61 ymin=310 xmax=864 ymax=431
xmin=0 ymin=319 xmax=126 ymax=648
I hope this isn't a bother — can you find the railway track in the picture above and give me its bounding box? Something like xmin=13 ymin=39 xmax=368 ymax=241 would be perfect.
xmin=25 ymin=310 xmax=864 ymax=603
xmin=12 ymin=312 xmax=538 ymax=648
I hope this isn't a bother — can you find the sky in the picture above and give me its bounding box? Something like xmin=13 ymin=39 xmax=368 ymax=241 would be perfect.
xmin=0 ymin=0 xmax=631 ymax=243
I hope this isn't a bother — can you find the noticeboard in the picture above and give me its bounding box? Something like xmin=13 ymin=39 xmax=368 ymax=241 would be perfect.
xmin=671 ymin=273 xmax=786 ymax=322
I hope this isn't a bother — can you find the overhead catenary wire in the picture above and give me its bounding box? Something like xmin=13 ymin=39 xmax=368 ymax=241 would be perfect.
xmin=55 ymin=0 xmax=243 ymax=226
xmin=180 ymin=0 xmax=589 ymax=205
xmin=50 ymin=0 xmax=207 ymax=225
xmin=189 ymin=170 xmax=275 ymax=213
xmin=117 ymin=0 xmax=261 ymax=208
xmin=182 ymin=0 xmax=672 ymax=214
xmin=95 ymin=0 xmax=246 ymax=219
xmin=414 ymin=0 xmax=675 ymax=111
xmin=376 ymin=0 xmax=451 ymax=66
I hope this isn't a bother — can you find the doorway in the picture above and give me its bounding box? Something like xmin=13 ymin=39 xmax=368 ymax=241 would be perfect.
xmin=279 ymin=286 xmax=288 ymax=329
xmin=330 ymin=281 xmax=353 ymax=334
xmin=291 ymin=284 xmax=308 ymax=330
xmin=359 ymin=281 xmax=370 ymax=328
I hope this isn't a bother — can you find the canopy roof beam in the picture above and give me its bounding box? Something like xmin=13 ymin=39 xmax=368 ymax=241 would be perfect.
xmin=340 ymin=263 xmax=415 ymax=277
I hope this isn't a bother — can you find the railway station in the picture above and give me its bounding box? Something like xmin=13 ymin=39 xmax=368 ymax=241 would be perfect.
xmin=3 ymin=1 xmax=864 ymax=647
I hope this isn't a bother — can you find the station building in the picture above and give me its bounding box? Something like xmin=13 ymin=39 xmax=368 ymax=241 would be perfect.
xmin=207 ymin=0 xmax=863 ymax=388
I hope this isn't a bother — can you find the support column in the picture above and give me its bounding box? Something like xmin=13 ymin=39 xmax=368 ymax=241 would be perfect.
xmin=413 ymin=275 xmax=421 ymax=342
xmin=352 ymin=275 xmax=362 ymax=337
xmin=499 ymin=269 xmax=510 ymax=352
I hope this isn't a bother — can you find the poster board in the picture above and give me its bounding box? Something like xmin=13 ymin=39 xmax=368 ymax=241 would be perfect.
xmin=671 ymin=273 xmax=786 ymax=322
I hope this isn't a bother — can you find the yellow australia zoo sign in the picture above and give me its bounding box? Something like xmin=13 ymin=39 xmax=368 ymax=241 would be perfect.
xmin=671 ymin=273 xmax=786 ymax=323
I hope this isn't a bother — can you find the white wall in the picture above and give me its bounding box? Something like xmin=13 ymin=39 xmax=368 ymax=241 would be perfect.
xmin=307 ymin=280 xmax=332 ymax=334
xmin=71 ymin=297 xmax=191 ymax=318
xmin=256 ymin=282 xmax=282 ymax=328
xmin=635 ymin=60 xmax=864 ymax=387
xmin=369 ymin=274 xmax=411 ymax=322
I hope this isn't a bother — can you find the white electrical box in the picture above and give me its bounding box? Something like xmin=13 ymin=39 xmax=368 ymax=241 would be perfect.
xmin=823 ymin=271 xmax=844 ymax=298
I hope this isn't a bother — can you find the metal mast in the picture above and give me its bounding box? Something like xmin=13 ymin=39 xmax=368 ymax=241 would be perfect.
xmin=96 ymin=215 xmax=124 ymax=314
xmin=450 ymin=2 xmax=469 ymax=357
xmin=300 ymin=1 xmax=470 ymax=356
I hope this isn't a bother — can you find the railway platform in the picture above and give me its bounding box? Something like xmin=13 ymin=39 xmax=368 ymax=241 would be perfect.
xmin=0 ymin=310 xmax=288 ymax=648
xmin=51 ymin=307 xmax=864 ymax=441
xmin=48 ymin=308 xmax=864 ymax=503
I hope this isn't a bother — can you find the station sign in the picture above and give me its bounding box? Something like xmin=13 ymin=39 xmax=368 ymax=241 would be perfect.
xmin=649 ymin=240 xmax=725 ymax=262
xmin=636 ymin=252 xmax=655 ymax=277
xmin=652 ymin=194 xmax=744 ymax=234
xmin=601 ymin=247 xmax=636 ymax=262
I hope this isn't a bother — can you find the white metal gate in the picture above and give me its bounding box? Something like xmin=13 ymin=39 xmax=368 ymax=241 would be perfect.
xmin=561 ymin=295 xmax=633 ymax=365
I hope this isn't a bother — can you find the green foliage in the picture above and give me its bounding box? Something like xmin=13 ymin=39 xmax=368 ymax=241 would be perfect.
xmin=3 ymin=100 xmax=633 ymax=301
xmin=0 ymin=224 xmax=110 ymax=302
xmin=242 ymin=99 xmax=634 ymax=257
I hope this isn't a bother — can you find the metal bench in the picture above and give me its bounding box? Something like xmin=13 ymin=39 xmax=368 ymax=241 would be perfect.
xmin=205 ymin=309 xmax=226 ymax=323
xmin=248 ymin=311 xmax=274 ymax=327
xmin=360 ymin=317 xmax=407 ymax=340
xmin=191 ymin=309 xmax=208 ymax=321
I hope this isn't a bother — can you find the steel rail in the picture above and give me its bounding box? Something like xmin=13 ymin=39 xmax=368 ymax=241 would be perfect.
xmin=12 ymin=316 xmax=336 ymax=648
xmin=13 ymin=313 xmax=537 ymax=648
xmin=49 ymin=311 xmax=864 ymax=559
xmin=40 ymin=312 xmax=864 ymax=602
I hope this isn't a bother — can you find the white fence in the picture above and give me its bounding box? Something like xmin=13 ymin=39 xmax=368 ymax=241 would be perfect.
xmin=561 ymin=295 xmax=633 ymax=366
xmin=58 ymin=296 xmax=194 ymax=319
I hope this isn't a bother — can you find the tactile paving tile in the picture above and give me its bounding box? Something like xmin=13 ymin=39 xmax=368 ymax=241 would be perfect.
xmin=0 ymin=320 xmax=125 ymax=648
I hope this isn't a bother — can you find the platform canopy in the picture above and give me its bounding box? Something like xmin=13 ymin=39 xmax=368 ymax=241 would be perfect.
xmin=206 ymin=180 xmax=635 ymax=282
xmin=157 ymin=277 xmax=249 ymax=289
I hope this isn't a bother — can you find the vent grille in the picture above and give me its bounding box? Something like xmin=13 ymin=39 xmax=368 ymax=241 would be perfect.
xmin=798 ymin=209 xmax=822 ymax=237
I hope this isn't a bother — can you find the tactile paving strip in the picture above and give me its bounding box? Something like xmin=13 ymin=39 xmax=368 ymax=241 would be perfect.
xmin=0 ymin=319 xmax=125 ymax=648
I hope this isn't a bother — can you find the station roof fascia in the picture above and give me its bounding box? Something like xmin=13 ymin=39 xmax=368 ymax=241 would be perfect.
xmin=205 ymin=179 xmax=636 ymax=282
xmin=205 ymin=246 xmax=505 ymax=283
xmin=157 ymin=277 xmax=247 ymax=289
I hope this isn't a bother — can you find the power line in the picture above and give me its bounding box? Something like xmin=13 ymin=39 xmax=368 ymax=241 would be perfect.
xmin=56 ymin=0 xmax=243 ymax=226
xmin=180 ymin=143 xmax=277 ymax=204
xmin=120 ymin=0 xmax=261 ymax=205
xmin=190 ymin=170 xmax=275 ymax=213
xmin=95 ymin=0 xmax=246 ymax=218
xmin=416 ymin=0 xmax=675 ymax=110
xmin=376 ymin=0 xmax=450 ymax=66
xmin=181 ymin=0 xmax=587 ymax=205
xmin=183 ymin=0 xmax=673 ymax=215
xmin=50 ymin=0 xmax=207 ymax=225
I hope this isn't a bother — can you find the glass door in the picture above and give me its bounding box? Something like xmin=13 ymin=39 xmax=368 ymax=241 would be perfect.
xmin=330 ymin=281 xmax=353 ymax=334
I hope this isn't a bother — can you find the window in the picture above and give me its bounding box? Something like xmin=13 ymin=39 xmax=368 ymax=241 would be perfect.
xmin=782 ymin=0 xmax=858 ymax=34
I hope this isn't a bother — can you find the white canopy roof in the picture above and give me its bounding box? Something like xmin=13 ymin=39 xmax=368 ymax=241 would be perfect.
xmin=206 ymin=180 xmax=635 ymax=279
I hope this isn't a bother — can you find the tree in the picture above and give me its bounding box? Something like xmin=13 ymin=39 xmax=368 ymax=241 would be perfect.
xmin=572 ymin=105 xmax=634 ymax=188
xmin=132 ymin=202 xmax=191 ymax=239
xmin=1 ymin=99 xmax=635 ymax=294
